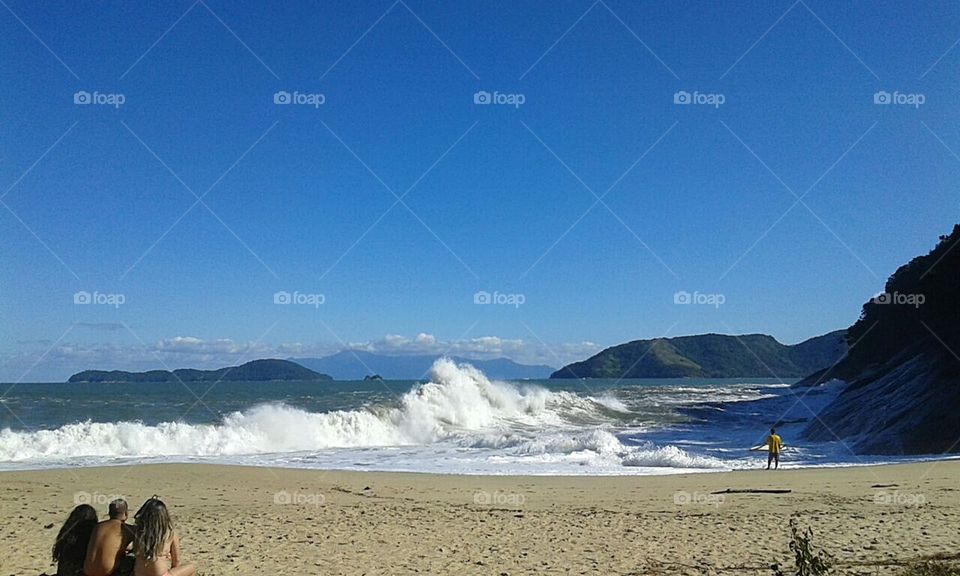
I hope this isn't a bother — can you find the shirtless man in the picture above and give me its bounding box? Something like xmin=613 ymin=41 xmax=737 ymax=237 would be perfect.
xmin=84 ymin=499 xmax=134 ymax=576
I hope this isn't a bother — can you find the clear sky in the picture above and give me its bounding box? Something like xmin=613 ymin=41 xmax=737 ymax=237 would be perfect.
xmin=2 ymin=0 xmax=958 ymax=381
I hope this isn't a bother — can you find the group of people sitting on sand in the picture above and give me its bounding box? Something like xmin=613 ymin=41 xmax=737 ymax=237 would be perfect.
xmin=52 ymin=497 xmax=196 ymax=576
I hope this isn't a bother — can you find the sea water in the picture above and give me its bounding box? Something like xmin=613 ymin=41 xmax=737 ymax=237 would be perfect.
xmin=0 ymin=359 xmax=942 ymax=474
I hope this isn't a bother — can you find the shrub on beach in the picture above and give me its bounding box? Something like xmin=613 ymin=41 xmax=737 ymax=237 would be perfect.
xmin=768 ymin=516 xmax=960 ymax=576
xmin=771 ymin=517 xmax=833 ymax=576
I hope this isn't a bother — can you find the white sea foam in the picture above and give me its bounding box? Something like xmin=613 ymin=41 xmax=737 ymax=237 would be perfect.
xmin=589 ymin=394 xmax=631 ymax=413
xmin=0 ymin=359 xmax=733 ymax=473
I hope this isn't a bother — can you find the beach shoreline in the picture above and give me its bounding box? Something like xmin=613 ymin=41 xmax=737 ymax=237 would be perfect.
xmin=3 ymin=461 xmax=958 ymax=575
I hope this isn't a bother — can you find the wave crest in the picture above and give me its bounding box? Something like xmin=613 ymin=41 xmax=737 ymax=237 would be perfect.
xmin=0 ymin=358 xmax=728 ymax=471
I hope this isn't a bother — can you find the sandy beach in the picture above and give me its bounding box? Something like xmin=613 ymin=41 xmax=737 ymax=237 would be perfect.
xmin=1 ymin=461 xmax=958 ymax=575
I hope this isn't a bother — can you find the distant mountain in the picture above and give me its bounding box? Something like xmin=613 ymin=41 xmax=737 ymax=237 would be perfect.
xmin=801 ymin=224 xmax=960 ymax=455
xmin=291 ymin=351 xmax=554 ymax=380
xmin=68 ymin=359 xmax=332 ymax=383
xmin=550 ymin=331 xmax=847 ymax=379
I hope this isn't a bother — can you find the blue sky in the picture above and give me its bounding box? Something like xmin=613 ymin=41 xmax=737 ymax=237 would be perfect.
xmin=2 ymin=0 xmax=959 ymax=381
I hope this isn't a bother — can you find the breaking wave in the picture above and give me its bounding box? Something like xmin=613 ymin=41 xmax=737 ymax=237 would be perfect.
xmin=0 ymin=359 xmax=729 ymax=471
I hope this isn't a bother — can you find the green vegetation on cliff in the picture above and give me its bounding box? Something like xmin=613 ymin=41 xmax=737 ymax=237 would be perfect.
xmin=803 ymin=224 xmax=960 ymax=454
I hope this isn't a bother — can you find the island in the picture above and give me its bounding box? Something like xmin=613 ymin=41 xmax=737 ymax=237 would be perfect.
xmin=68 ymin=359 xmax=333 ymax=383
xmin=550 ymin=331 xmax=847 ymax=379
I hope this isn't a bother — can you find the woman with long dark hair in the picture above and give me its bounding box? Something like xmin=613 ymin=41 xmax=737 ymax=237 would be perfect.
xmin=52 ymin=504 xmax=98 ymax=576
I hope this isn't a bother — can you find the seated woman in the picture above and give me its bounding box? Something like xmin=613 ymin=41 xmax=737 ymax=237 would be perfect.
xmin=133 ymin=498 xmax=196 ymax=576
xmin=52 ymin=504 xmax=98 ymax=576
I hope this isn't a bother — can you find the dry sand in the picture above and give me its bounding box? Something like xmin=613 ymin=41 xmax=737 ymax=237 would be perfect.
xmin=2 ymin=461 xmax=958 ymax=575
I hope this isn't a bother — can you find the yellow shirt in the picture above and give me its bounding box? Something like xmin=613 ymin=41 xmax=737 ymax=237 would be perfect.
xmin=767 ymin=434 xmax=783 ymax=454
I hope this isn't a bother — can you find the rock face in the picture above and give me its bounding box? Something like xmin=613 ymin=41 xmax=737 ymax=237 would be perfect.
xmin=550 ymin=331 xmax=847 ymax=379
xmin=68 ymin=359 xmax=332 ymax=383
xmin=802 ymin=225 xmax=960 ymax=455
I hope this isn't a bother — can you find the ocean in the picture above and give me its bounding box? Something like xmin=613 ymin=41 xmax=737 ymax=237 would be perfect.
xmin=0 ymin=359 xmax=940 ymax=474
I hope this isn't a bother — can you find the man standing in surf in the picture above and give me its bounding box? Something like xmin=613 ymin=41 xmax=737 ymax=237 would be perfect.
xmin=765 ymin=428 xmax=783 ymax=470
